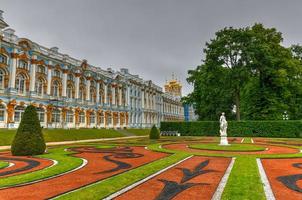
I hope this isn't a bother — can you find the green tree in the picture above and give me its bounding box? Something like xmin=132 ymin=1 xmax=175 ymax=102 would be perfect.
xmin=187 ymin=23 xmax=302 ymax=120
xmin=149 ymin=125 xmax=160 ymax=139
xmin=202 ymin=27 xmax=252 ymax=120
xmin=11 ymin=105 xmax=46 ymax=156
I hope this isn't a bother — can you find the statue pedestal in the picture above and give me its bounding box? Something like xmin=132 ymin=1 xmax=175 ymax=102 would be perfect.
xmin=219 ymin=136 xmax=229 ymax=146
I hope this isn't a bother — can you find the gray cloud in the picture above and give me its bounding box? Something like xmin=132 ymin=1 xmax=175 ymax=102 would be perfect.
xmin=1 ymin=0 xmax=302 ymax=95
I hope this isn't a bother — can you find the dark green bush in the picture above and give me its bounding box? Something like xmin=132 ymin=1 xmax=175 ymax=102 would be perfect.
xmin=11 ymin=105 xmax=46 ymax=156
xmin=149 ymin=125 xmax=160 ymax=139
xmin=160 ymin=120 xmax=302 ymax=138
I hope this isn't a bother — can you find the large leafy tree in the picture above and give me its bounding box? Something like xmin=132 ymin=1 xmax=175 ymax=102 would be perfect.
xmin=203 ymin=27 xmax=252 ymax=120
xmin=187 ymin=23 xmax=302 ymax=120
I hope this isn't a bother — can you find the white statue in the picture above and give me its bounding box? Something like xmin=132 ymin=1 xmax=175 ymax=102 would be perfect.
xmin=219 ymin=112 xmax=229 ymax=145
xmin=219 ymin=112 xmax=228 ymax=136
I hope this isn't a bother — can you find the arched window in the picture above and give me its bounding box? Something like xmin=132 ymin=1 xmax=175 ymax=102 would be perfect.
xmin=54 ymin=70 xmax=61 ymax=77
xmin=52 ymin=109 xmax=60 ymax=123
xmin=68 ymin=74 xmax=74 ymax=81
xmin=52 ymin=81 xmax=59 ymax=97
xmin=79 ymin=111 xmax=85 ymax=123
xmin=0 ymin=54 xmax=7 ymax=64
xmin=0 ymin=104 xmax=5 ymax=121
xmin=100 ymin=112 xmax=104 ymax=124
xmin=35 ymin=79 xmax=44 ymax=96
xmin=90 ymin=112 xmax=95 ymax=124
xmin=16 ymin=74 xmax=26 ymax=94
xmin=67 ymin=110 xmax=73 ymax=123
xmin=14 ymin=106 xmax=25 ymax=122
xmin=79 ymin=88 xmax=85 ymax=101
xmin=67 ymin=85 xmax=73 ymax=99
xmin=18 ymin=60 xmax=28 ymax=70
xmin=37 ymin=65 xmax=45 ymax=74
xmin=36 ymin=107 xmax=45 ymax=122
xmin=107 ymin=113 xmax=111 ymax=125
xmin=90 ymin=89 xmax=95 ymax=103
xmin=0 ymin=70 xmax=5 ymax=89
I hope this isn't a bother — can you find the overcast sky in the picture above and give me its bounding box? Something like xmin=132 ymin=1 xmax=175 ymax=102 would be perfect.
xmin=1 ymin=0 xmax=302 ymax=95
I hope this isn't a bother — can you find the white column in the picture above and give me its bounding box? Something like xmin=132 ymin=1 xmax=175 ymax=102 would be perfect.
xmin=112 ymin=85 xmax=116 ymax=105
xmin=47 ymin=63 xmax=52 ymax=95
xmin=86 ymin=79 xmax=90 ymax=101
xmin=118 ymin=86 xmax=122 ymax=106
xmin=104 ymin=84 xmax=108 ymax=104
xmin=9 ymin=48 xmax=18 ymax=89
xmin=126 ymin=85 xmax=130 ymax=107
xmin=141 ymin=89 xmax=145 ymax=109
xmin=62 ymin=70 xmax=67 ymax=97
xmin=29 ymin=55 xmax=37 ymax=92
xmin=146 ymin=92 xmax=149 ymax=109
xmin=75 ymin=76 xmax=80 ymax=99
xmin=153 ymin=94 xmax=156 ymax=110
xmin=96 ymin=82 xmax=100 ymax=104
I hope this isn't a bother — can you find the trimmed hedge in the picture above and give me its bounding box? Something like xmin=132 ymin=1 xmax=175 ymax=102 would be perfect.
xmin=160 ymin=121 xmax=302 ymax=138
xmin=11 ymin=105 xmax=46 ymax=156
xmin=149 ymin=125 xmax=160 ymax=139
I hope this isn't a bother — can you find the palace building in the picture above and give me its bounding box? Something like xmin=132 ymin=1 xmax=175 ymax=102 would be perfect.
xmin=0 ymin=10 xmax=184 ymax=129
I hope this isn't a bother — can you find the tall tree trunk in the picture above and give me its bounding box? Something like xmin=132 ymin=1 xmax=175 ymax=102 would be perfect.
xmin=235 ymin=91 xmax=241 ymax=121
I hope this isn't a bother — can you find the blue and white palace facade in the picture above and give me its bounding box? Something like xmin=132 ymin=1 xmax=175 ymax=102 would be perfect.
xmin=0 ymin=11 xmax=184 ymax=129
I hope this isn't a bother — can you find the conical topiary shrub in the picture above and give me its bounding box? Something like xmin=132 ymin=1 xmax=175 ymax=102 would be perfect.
xmin=149 ymin=125 xmax=160 ymax=139
xmin=11 ymin=105 xmax=46 ymax=156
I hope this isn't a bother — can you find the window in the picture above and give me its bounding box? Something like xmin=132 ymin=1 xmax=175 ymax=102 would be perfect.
xmin=90 ymin=113 xmax=95 ymax=124
xmin=107 ymin=114 xmax=111 ymax=124
xmin=0 ymin=70 xmax=4 ymax=89
xmin=100 ymin=113 xmax=104 ymax=124
xmin=0 ymin=54 xmax=7 ymax=64
xmin=67 ymin=86 xmax=73 ymax=99
xmin=37 ymin=65 xmax=45 ymax=74
xmin=54 ymin=70 xmax=60 ymax=77
xmin=52 ymin=81 xmax=59 ymax=97
xmin=116 ymin=114 xmax=119 ymax=124
xmin=16 ymin=74 xmax=26 ymax=94
xmin=52 ymin=109 xmax=60 ymax=123
xmin=79 ymin=112 xmax=85 ymax=123
xmin=36 ymin=107 xmax=45 ymax=122
xmin=35 ymin=79 xmax=44 ymax=96
xmin=68 ymin=74 xmax=73 ymax=81
xmin=14 ymin=106 xmax=25 ymax=122
xmin=0 ymin=104 xmax=5 ymax=121
xmin=90 ymin=89 xmax=95 ymax=103
xmin=79 ymin=89 xmax=85 ymax=101
xmin=18 ymin=60 xmax=28 ymax=69
xmin=67 ymin=111 xmax=73 ymax=123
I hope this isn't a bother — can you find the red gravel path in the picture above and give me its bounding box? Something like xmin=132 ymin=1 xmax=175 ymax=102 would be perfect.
xmin=261 ymin=158 xmax=302 ymax=200
xmin=0 ymin=153 xmax=53 ymax=178
xmin=163 ymin=143 xmax=299 ymax=155
xmin=115 ymin=156 xmax=231 ymax=200
xmin=0 ymin=146 xmax=167 ymax=200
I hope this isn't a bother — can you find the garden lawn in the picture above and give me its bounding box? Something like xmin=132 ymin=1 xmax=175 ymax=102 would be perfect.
xmin=222 ymin=156 xmax=265 ymax=200
xmin=126 ymin=129 xmax=150 ymax=136
xmin=0 ymin=161 xmax=9 ymax=169
xmin=0 ymin=129 xmax=124 ymax=146
xmin=190 ymin=143 xmax=266 ymax=152
xmin=0 ymin=147 xmax=82 ymax=188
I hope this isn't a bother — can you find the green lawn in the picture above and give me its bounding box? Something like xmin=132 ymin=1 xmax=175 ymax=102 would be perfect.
xmin=190 ymin=143 xmax=266 ymax=152
xmin=126 ymin=128 xmax=150 ymax=136
xmin=222 ymin=157 xmax=265 ymax=200
xmin=0 ymin=129 xmax=124 ymax=146
xmin=0 ymin=161 xmax=9 ymax=169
